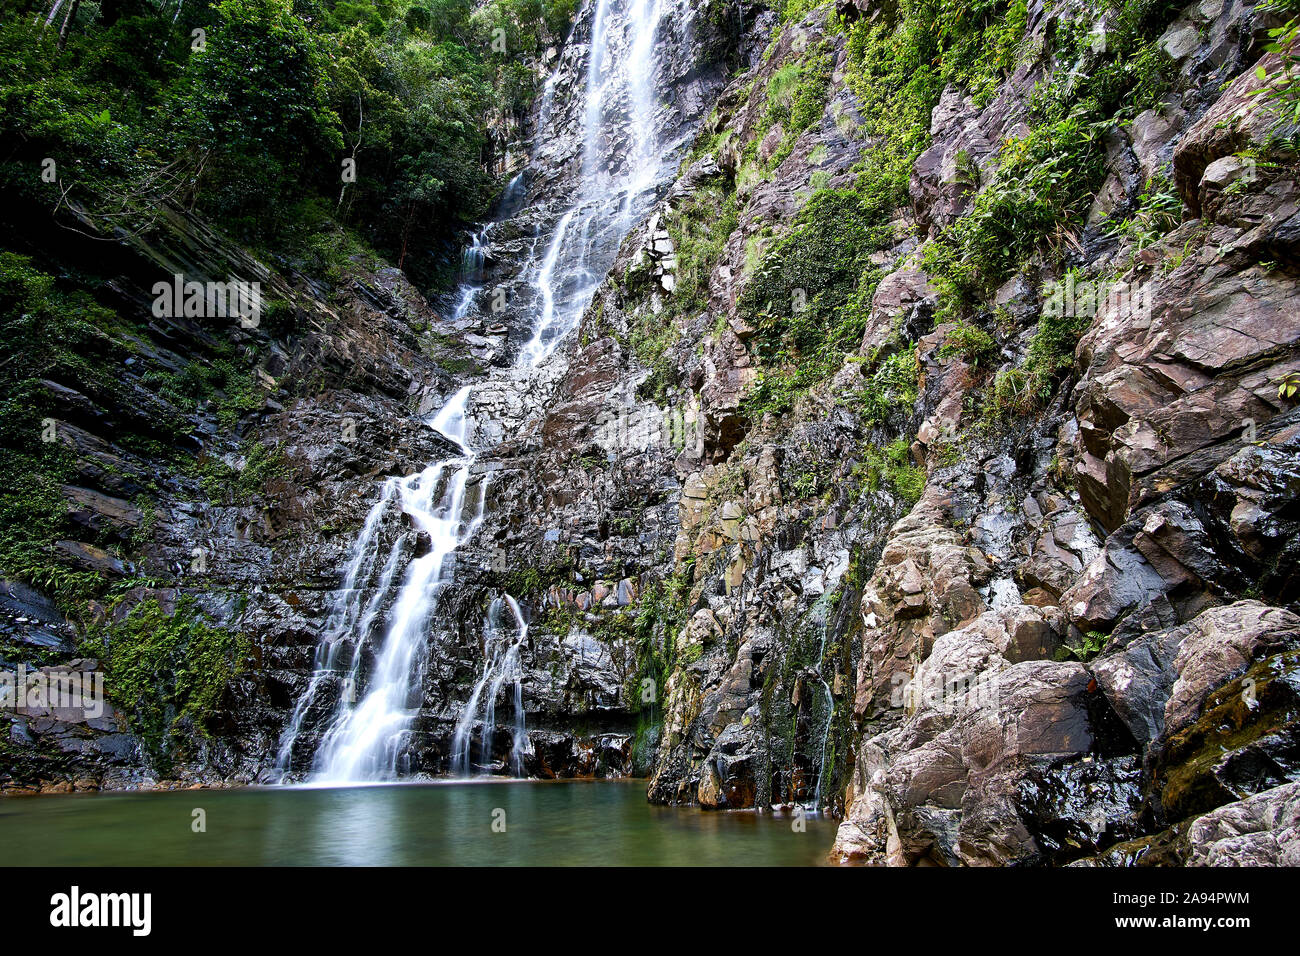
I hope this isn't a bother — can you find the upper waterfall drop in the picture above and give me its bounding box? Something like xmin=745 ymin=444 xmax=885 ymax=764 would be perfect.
xmin=275 ymin=0 xmax=703 ymax=785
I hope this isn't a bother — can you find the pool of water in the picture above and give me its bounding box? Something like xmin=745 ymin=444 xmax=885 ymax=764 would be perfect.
xmin=0 ymin=779 xmax=836 ymax=866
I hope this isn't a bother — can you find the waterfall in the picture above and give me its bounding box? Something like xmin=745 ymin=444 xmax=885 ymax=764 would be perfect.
xmin=308 ymin=387 xmax=485 ymax=783
xmin=810 ymin=612 xmax=834 ymax=811
xmin=517 ymin=210 xmax=574 ymax=366
xmin=450 ymin=595 xmax=530 ymax=776
xmin=277 ymin=0 xmax=693 ymax=784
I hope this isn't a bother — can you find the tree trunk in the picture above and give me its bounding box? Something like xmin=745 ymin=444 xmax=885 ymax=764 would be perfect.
xmin=56 ymin=0 xmax=81 ymax=52
xmin=38 ymin=0 xmax=66 ymax=30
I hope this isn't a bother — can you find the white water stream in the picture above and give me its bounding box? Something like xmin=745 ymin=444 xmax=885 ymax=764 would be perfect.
xmin=276 ymin=0 xmax=678 ymax=783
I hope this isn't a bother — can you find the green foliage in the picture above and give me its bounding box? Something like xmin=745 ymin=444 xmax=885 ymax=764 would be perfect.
xmin=0 ymin=253 xmax=145 ymax=434
xmin=667 ymin=186 xmax=740 ymax=317
xmin=738 ymin=1 xmax=1033 ymax=414
xmin=985 ymin=274 xmax=1092 ymax=417
xmin=1105 ymin=172 xmax=1182 ymax=251
xmin=922 ymin=115 xmax=1108 ymax=312
xmin=98 ymin=597 xmax=249 ymax=768
xmin=920 ymin=0 xmax=1181 ymax=318
xmin=1055 ymin=629 xmax=1110 ymax=663
xmin=775 ymin=0 xmax=832 ymax=23
xmin=0 ymin=251 xmax=139 ymax=606
xmin=856 ymin=348 xmax=920 ymax=426
xmin=142 ymin=357 xmax=263 ymax=432
xmin=843 ymin=0 xmax=1031 ymax=196
xmin=1252 ymin=2 xmax=1300 ymax=134
xmin=938 ymin=321 xmax=997 ymax=367
xmin=198 ymin=441 xmax=292 ymax=505
xmin=501 ymin=558 xmax=575 ymax=598
xmin=171 ymin=0 xmax=342 ymax=231
xmin=0 ymin=0 xmax=576 ymax=287
xmin=864 ymin=436 xmax=926 ymax=505
xmin=625 ymin=566 xmax=694 ymax=762
xmin=739 ymin=188 xmax=890 ymax=417
xmin=629 ymin=321 xmax=679 ymax=403
xmin=635 ymin=570 xmax=693 ymax=649
xmin=747 ymin=48 xmax=833 ymax=173
xmin=0 ymin=449 xmax=104 ymax=607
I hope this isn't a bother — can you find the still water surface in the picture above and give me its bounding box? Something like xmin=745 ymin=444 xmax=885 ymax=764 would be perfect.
xmin=0 ymin=779 xmax=835 ymax=866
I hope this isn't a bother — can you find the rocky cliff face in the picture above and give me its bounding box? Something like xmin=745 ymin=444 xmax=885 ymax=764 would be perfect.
xmin=5 ymin=0 xmax=1299 ymax=869
xmin=435 ymin=0 xmax=1300 ymax=866
xmin=1 ymin=193 xmax=465 ymax=788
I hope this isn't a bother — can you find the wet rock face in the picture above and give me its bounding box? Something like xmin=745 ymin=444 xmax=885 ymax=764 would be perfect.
xmin=834 ymin=599 xmax=1300 ymax=866
xmin=1 ymin=183 xmax=482 ymax=789
xmin=476 ymin=0 xmax=1300 ymax=869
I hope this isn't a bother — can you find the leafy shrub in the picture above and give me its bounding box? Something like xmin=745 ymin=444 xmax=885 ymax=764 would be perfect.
xmin=923 ymin=115 xmax=1108 ymax=313
xmin=857 ymin=349 xmax=920 ymax=426
xmin=1105 ymin=172 xmax=1182 ymax=251
xmin=861 ymin=436 xmax=926 ymax=505
xmin=939 ymin=322 xmax=997 ymax=367
xmin=667 ymin=186 xmax=740 ymax=317
xmin=1252 ymin=0 xmax=1300 ymax=135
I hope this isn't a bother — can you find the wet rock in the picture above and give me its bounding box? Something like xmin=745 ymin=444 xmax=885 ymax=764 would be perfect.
xmin=1174 ymin=50 xmax=1300 ymax=215
xmin=1150 ymin=646 xmax=1300 ymax=823
xmin=1163 ymin=602 xmax=1300 ymax=736
xmin=1185 ymin=782 xmax=1300 ymax=866
xmin=833 ymin=639 xmax=1135 ymax=866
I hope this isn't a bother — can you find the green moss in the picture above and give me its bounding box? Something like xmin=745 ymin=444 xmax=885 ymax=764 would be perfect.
xmin=1155 ymin=650 xmax=1300 ymax=821
xmin=95 ymin=597 xmax=249 ymax=770
xmin=739 ymin=188 xmax=891 ymax=418
xmin=500 ymin=557 xmax=577 ymax=599
xmin=197 ymin=440 xmax=293 ymax=505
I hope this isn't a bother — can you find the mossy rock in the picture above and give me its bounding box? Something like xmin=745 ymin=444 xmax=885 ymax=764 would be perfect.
xmin=1073 ymin=818 xmax=1195 ymax=867
xmin=1151 ymin=650 xmax=1300 ymax=824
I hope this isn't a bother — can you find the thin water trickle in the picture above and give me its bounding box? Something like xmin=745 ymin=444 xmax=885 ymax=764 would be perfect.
xmin=451 ymin=594 xmax=530 ymax=776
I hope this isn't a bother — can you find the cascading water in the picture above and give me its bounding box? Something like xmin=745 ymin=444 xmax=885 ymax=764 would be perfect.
xmin=305 ymin=388 xmax=485 ymax=783
xmin=809 ymin=607 xmax=835 ymax=811
xmin=450 ymin=595 xmax=529 ymax=775
xmin=277 ymin=0 xmax=697 ymax=784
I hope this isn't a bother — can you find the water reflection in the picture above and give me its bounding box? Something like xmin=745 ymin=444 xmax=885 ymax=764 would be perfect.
xmin=0 ymin=781 xmax=835 ymax=867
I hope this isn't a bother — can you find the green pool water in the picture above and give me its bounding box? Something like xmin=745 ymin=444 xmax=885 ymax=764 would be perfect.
xmin=0 ymin=779 xmax=836 ymax=866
